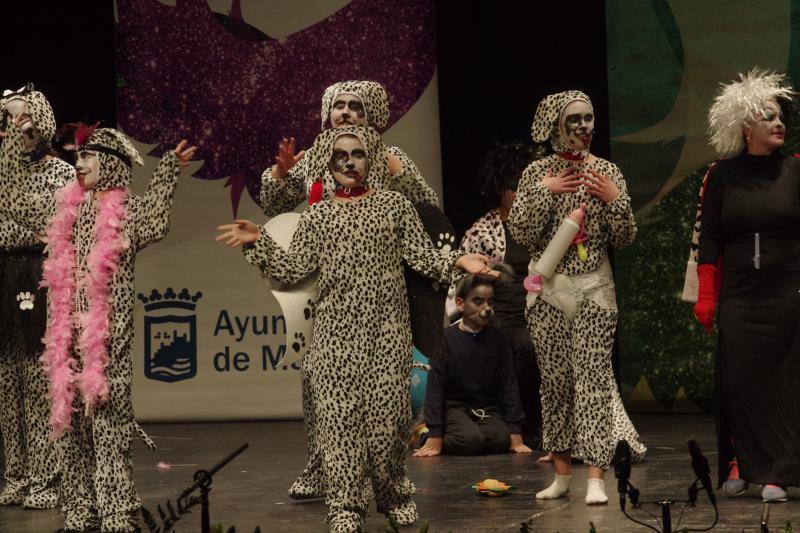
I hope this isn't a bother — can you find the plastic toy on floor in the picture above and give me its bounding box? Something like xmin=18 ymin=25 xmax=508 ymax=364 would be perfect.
xmin=471 ymin=479 xmax=513 ymax=497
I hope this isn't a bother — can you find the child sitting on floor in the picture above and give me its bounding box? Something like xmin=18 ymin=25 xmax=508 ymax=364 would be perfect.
xmin=414 ymin=273 xmax=531 ymax=457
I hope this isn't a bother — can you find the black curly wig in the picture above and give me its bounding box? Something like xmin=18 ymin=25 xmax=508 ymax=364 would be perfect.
xmin=478 ymin=141 xmax=545 ymax=209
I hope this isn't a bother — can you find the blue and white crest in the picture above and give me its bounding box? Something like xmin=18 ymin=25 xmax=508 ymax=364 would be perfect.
xmin=138 ymin=288 xmax=203 ymax=383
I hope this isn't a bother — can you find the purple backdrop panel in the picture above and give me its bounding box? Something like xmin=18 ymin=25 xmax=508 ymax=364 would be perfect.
xmin=115 ymin=0 xmax=436 ymax=213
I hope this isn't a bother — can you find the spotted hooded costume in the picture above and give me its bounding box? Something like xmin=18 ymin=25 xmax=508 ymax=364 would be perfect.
xmin=0 ymin=86 xmax=71 ymax=509
xmin=259 ymin=80 xmax=448 ymax=502
xmin=507 ymin=91 xmax=644 ymax=469
xmin=244 ymin=125 xmax=463 ymax=532
xmin=0 ymin=125 xmax=182 ymax=532
xmin=259 ymin=79 xmax=438 ymax=214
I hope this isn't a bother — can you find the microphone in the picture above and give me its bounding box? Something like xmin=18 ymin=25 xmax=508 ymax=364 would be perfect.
xmin=688 ymin=439 xmax=716 ymax=507
xmin=761 ymin=502 xmax=770 ymax=532
xmin=612 ymin=440 xmax=632 ymax=509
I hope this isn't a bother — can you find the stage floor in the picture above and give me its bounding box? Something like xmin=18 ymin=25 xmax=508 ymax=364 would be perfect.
xmin=1 ymin=415 xmax=797 ymax=532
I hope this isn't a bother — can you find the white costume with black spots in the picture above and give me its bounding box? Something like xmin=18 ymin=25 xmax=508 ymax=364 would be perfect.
xmin=0 ymin=88 xmax=70 ymax=509
xmin=260 ymin=79 xmax=438 ymax=216
xmin=0 ymin=127 xmax=181 ymax=532
xmin=508 ymin=91 xmax=644 ymax=469
xmin=259 ymin=81 xmax=439 ymax=501
xmin=244 ymin=126 xmax=462 ymax=531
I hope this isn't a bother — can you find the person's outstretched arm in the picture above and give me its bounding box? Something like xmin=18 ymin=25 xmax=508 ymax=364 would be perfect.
xmin=132 ymin=141 xmax=196 ymax=251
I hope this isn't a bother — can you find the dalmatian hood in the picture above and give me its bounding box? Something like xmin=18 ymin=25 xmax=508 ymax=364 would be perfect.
xmin=304 ymin=125 xmax=388 ymax=191
xmin=320 ymin=80 xmax=390 ymax=132
xmin=0 ymin=84 xmax=57 ymax=175
xmin=531 ymin=90 xmax=593 ymax=156
xmin=76 ymin=126 xmax=144 ymax=190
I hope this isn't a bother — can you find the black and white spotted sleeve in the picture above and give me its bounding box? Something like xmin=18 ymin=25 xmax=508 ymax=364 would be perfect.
xmin=507 ymin=161 xmax=554 ymax=248
xmin=386 ymin=146 xmax=439 ymax=206
xmin=0 ymin=158 xmax=69 ymax=245
xmin=131 ymin=151 xmax=181 ymax=251
xmin=243 ymin=209 xmax=319 ymax=284
xmin=260 ymin=156 xmax=310 ymax=217
xmin=0 ymin=179 xmax=55 ymax=235
xmin=0 ymin=219 xmax=37 ymax=247
xmin=397 ymin=194 xmax=464 ymax=284
xmin=603 ymin=164 xmax=637 ymax=249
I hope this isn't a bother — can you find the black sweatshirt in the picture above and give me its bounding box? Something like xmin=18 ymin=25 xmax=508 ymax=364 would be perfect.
xmin=424 ymin=324 xmax=525 ymax=437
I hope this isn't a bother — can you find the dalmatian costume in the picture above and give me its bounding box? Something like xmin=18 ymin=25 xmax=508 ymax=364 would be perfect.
xmin=0 ymin=126 xmax=182 ymax=532
xmin=260 ymin=79 xmax=438 ymax=214
xmin=260 ymin=80 xmax=442 ymax=501
xmin=244 ymin=126 xmax=463 ymax=532
xmin=508 ymin=91 xmax=644 ymax=474
xmin=0 ymin=87 xmax=70 ymax=509
xmin=454 ymin=207 xmax=645 ymax=460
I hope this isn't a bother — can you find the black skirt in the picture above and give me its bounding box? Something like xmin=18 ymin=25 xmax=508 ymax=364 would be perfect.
xmin=0 ymin=246 xmax=48 ymax=356
xmin=716 ymin=243 xmax=800 ymax=487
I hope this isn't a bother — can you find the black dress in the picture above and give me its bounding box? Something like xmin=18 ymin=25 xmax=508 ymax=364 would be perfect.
xmin=699 ymin=152 xmax=800 ymax=487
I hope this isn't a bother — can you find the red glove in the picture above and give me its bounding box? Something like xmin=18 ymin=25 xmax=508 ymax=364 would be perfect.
xmin=693 ymin=263 xmax=717 ymax=333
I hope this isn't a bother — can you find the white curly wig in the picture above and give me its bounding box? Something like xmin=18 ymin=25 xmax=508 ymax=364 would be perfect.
xmin=708 ymin=68 xmax=795 ymax=158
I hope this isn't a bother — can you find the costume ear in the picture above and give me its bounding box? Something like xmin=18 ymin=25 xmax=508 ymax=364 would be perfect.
xmin=320 ymin=82 xmax=343 ymax=130
xmin=107 ymin=129 xmax=144 ymax=166
xmin=362 ymin=81 xmax=389 ymax=130
xmin=531 ymin=94 xmax=558 ymax=143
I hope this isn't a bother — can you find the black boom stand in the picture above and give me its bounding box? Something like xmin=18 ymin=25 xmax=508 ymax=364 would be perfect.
xmin=181 ymin=443 xmax=250 ymax=533
xmin=141 ymin=443 xmax=250 ymax=533
xmin=613 ymin=439 xmax=719 ymax=533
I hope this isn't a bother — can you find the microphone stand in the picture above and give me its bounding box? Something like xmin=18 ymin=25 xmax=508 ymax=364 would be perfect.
xmin=179 ymin=443 xmax=250 ymax=533
xmin=141 ymin=443 xmax=250 ymax=533
xmin=615 ymin=440 xmax=719 ymax=533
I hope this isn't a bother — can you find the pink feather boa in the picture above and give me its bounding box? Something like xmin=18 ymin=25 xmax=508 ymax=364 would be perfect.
xmin=41 ymin=180 xmax=129 ymax=438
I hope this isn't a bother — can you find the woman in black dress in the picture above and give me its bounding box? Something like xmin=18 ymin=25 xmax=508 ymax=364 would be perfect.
xmin=697 ymin=69 xmax=800 ymax=503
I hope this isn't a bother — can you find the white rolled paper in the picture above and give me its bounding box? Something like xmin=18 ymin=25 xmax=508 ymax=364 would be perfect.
xmin=533 ymin=216 xmax=580 ymax=279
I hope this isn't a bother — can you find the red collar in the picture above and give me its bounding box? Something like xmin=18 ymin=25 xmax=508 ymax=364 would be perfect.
xmin=557 ymin=152 xmax=586 ymax=162
xmin=335 ymin=186 xmax=369 ymax=199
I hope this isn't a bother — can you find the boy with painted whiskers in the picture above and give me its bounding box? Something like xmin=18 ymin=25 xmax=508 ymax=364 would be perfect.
xmin=218 ymin=125 xmax=496 ymax=533
xmin=415 ymin=271 xmax=531 ymax=458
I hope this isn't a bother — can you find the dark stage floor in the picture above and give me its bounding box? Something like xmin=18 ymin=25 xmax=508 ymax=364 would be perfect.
xmin=1 ymin=415 xmax=798 ymax=532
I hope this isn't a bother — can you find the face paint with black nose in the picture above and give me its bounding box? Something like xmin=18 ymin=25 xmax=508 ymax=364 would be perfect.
xmin=330 ymin=93 xmax=368 ymax=128
xmin=559 ymin=100 xmax=595 ymax=152
xmin=75 ymin=150 xmax=100 ymax=189
xmin=457 ymin=283 xmax=495 ymax=331
xmin=329 ymin=134 xmax=368 ymax=188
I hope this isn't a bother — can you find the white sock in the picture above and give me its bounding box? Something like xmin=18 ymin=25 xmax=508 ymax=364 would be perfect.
xmin=536 ymin=474 xmax=571 ymax=499
xmin=585 ymin=478 xmax=608 ymax=504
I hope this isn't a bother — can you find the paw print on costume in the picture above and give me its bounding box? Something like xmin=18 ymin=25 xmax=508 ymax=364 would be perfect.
xmin=303 ymin=299 xmax=316 ymax=320
xmin=291 ymin=332 xmax=307 ymax=353
xmin=436 ymin=232 xmax=455 ymax=253
xmin=16 ymin=292 xmax=35 ymax=311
